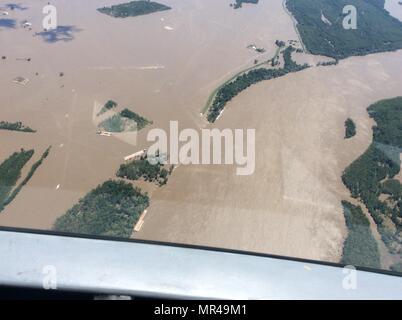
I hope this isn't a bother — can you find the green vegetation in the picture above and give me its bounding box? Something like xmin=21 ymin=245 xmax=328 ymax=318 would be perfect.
xmin=97 ymin=100 xmax=117 ymax=116
xmin=120 ymin=108 xmax=152 ymax=130
xmin=2 ymin=147 xmax=51 ymax=210
xmin=342 ymin=97 xmax=402 ymax=254
xmin=275 ymin=40 xmax=286 ymax=48
xmin=0 ymin=121 xmax=36 ymax=133
xmin=0 ymin=149 xmax=34 ymax=212
xmin=54 ymin=180 xmax=149 ymax=238
xmin=341 ymin=201 xmax=380 ymax=268
xmin=317 ymin=60 xmax=338 ymax=67
xmin=117 ymin=156 xmax=172 ymax=186
xmin=99 ymin=114 xmax=137 ymax=133
xmin=286 ymin=0 xmax=402 ymax=60
xmin=98 ymin=1 xmax=171 ymax=18
xmin=99 ymin=108 xmax=151 ymax=132
xmin=232 ymin=0 xmax=259 ymax=9
xmin=345 ymin=118 xmax=356 ymax=139
xmin=390 ymin=262 xmax=402 ymax=272
xmin=207 ymin=46 xmax=308 ymax=123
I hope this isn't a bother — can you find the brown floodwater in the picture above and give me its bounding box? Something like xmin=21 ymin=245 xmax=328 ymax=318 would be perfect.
xmin=1 ymin=0 xmax=402 ymax=265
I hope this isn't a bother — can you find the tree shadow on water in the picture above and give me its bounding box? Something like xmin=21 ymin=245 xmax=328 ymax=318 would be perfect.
xmin=35 ymin=26 xmax=81 ymax=43
xmin=5 ymin=3 xmax=28 ymax=11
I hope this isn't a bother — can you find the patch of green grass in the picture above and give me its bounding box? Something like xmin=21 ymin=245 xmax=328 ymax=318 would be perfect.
xmin=99 ymin=114 xmax=137 ymax=133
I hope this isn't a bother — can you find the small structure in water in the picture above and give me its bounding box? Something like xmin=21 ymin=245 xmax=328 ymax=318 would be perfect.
xmin=13 ymin=76 xmax=29 ymax=85
xmin=124 ymin=149 xmax=147 ymax=162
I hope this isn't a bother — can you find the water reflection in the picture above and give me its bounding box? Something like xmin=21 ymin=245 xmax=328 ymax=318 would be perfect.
xmin=35 ymin=26 xmax=81 ymax=43
xmin=0 ymin=18 xmax=16 ymax=29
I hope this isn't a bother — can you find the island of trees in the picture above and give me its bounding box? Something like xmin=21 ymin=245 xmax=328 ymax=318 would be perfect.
xmin=341 ymin=201 xmax=380 ymax=268
xmin=97 ymin=100 xmax=117 ymax=116
xmin=342 ymin=97 xmax=402 ymax=256
xmin=207 ymin=46 xmax=309 ymax=123
xmin=98 ymin=104 xmax=152 ymax=133
xmin=98 ymin=1 xmax=171 ymax=18
xmin=54 ymin=180 xmax=149 ymax=238
xmin=344 ymin=118 xmax=356 ymax=139
xmin=117 ymin=154 xmax=172 ymax=186
xmin=231 ymin=0 xmax=259 ymax=9
xmin=286 ymin=0 xmax=402 ymax=60
xmin=0 ymin=121 xmax=36 ymax=133
xmin=0 ymin=147 xmax=50 ymax=212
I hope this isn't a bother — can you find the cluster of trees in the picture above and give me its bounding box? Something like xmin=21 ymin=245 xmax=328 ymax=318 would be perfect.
xmin=342 ymin=97 xmax=402 ymax=254
xmin=98 ymin=1 xmax=171 ymax=18
xmin=275 ymin=40 xmax=286 ymax=48
xmin=232 ymin=0 xmax=259 ymax=9
xmin=286 ymin=0 xmax=402 ymax=60
xmin=207 ymin=46 xmax=308 ymax=123
xmin=54 ymin=180 xmax=149 ymax=238
xmin=120 ymin=108 xmax=152 ymax=130
xmin=0 ymin=149 xmax=34 ymax=212
xmin=2 ymin=147 xmax=51 ymax=210
xmin=0 ymin=121 xmax=36 ymax=133
xmin=344 ymin=118 xmax=356 ymax=139
xmin=117 ymin=156 xmax=172 ymax=186
xmin=317 ymin=60 xmax=338 ymax=67
xmin=97 ymin=100 xmax=117 ymax=116
xmin=99 ymin=107 xmax=151 ymax=132
xmin=341 ymin=201 xmax=380 ymax=268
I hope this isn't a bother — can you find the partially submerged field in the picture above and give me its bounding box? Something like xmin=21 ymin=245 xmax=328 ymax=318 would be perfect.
xmin=1 ymin=0 xmax=402 ymax=266
xmin=136 ymin=52 xmax=402 ymax=262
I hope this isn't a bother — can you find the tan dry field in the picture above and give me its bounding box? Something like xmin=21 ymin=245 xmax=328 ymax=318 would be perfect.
xmin=1 ymin=0 xmax=402 ymax=264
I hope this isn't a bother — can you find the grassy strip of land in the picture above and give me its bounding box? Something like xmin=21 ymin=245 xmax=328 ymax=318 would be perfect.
xmin=342 ymin=97 xmax=402 ymax=254
xmin=201 ymin=45 xmax=283 ymax=116
xmin=117 ymin=156 xmax=172 ymax=186
xmin=0 ymin=121 xmax=36 ymax=133
xmin=341 ymin=201 xmax=380 ymax=268
xmin=54 ymin=180 xmax=149 ymax=238
xmin=0 ymin=149 xmax=34 ymax=212
xmin=286 ymin=0 xmax=402 ymax=60
xmin=2 ymin=147 xmax=51 ymax=210
xmin=98 ymin=1 xmax=171 ymax=18
xmin=345 ymin=118 xmax=356 ymax=139
xmin=206 ymin=46 xmax=308 ymax=123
